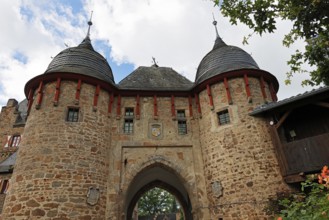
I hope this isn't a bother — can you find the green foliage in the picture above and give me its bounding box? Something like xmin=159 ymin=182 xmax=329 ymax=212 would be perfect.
xmin=213 ymin=0 xmax=329 ymax=86
xmin=277 ymin=179 xmax=329 ymax=219
xmin=137 ymin=187 xmax=179 ymax=216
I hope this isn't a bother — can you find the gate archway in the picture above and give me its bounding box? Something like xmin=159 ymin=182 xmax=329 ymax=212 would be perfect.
xmin=124 ymin=163 xmax=193 ymax=220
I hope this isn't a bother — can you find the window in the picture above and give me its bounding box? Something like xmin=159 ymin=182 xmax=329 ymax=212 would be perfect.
xmin=0 ymin=179 xmax=9 ymax=194
xmin=177 ymin=110 xmax=187 ymax=135
xmin=217 ymin=109 xmax=230 ymax=125
xmin=10 ymin=135 xmax=21 ymax=147
xmin=67 ymin=108 xmax=79 ymax=122
xmin=124 ymin=108 xmax=134 ymax=134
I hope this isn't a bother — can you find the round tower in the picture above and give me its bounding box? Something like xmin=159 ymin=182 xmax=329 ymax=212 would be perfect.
xmin=2 ymin=23 xmax=115 ymax=219
xmin=195 ymin=21 xmax=289 ymax=219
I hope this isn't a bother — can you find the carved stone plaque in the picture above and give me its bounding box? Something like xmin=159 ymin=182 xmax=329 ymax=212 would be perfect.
xmin=211 ymin=181 xmax=223 ymax=198
xmin=87 ymin=186 xmax=100 ymax=206
xmin=148 ymin=123 xmax=163 ymax=139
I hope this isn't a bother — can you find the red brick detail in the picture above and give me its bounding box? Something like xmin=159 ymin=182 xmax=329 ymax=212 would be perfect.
xmin=27 ymin=88 xmax=34 ymax=115
xmin=53 ymin=78 xmax=61 ymax=105
xmin=206 ymin=84 xmax=214 ymax=108
xmin=188 ymin=95 xmax=193 ymax=117
xmin=259 ymin=76 xmax=267 ymax=100
xmin=75 ymin=79 xmax=82 ymax=101
xmin=116 ymin=95 xmax=121 ymax=116
xmin=269 ymin=82 xmax=278 ymax=101
xmin=153 ymin=95 xmax=158 ymax=118
xmin=136 ymin=95 xmax=140 ymax=117
xmin=224 ymin=78 xmax=232 ymax=104
xmin=36 ymin=81 xmax=44 ymax=109
xmin=244 ymin=74 xmax=251 ymax=98
xmin=93 ymin=85 xmax=100 ymax=107
xmin=108 ymin=93 xmax=114 ymax=114
xmin=195 ymin=93 xmax=201 ymax=114
xmin=171 ymin=95 xmax=176 ymax=117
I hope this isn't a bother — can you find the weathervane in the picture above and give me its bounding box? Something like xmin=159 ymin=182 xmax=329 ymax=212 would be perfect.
xmin=152 ymin=57 xmax=159 ymax=67
xmin=212 ymin=13 xmax=219 ymax=38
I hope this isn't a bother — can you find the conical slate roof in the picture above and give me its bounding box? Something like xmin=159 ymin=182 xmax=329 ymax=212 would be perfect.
xmin=195 ymin=36 xmax=259 ymax=83
xmin=45 ymin=36 xmax=114 ymax=84
xmin=119 ymin=66 xmax=193 ymax=91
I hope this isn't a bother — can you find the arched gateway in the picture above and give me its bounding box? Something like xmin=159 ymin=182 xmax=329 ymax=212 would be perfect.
xmin=124 ymin=164 xmax=193 ymax=219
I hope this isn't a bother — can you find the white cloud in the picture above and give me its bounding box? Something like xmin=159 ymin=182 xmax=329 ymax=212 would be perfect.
xmin=0 ymin=0 xmax=318 ymax=107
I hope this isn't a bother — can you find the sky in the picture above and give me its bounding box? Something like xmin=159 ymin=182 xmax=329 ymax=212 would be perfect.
xmin=0 ymin=0 xmax=318 ymax=107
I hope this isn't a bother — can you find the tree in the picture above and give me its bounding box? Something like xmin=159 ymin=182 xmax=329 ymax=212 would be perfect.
xmin=213 ymin=0 xmax=329 ymax=86
xmin=137 ymin=187 xmax=180 ymax=216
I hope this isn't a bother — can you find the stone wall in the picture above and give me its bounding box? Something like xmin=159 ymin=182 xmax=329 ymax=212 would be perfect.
xmin=2 ymin=81 xmax=111 ymax=219
xmin=198 ymin=77 xmax=290 ymax=219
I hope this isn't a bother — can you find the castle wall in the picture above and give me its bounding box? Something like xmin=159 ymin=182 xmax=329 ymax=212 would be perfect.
xmin=2 ymin=81 xmax=111 ymax=219
xmin=198 ymin=77 xmax=289 ymax=219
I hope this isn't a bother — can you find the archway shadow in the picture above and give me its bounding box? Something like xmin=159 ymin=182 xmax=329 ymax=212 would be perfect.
xmin=125 ymin=164 xmax=193 ymax=220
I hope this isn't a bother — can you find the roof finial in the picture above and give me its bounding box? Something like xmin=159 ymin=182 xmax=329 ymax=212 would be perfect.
xmin=86 ymin=11 xmax=93 ymax=38
xmin=152 ymin=57 xmax=159 ymax=67
xmin=212 ymin=13 xmax=220 ymax=39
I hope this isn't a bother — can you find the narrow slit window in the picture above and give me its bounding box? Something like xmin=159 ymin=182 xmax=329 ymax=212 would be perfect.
xmin=0 ymin=179 xmax=9 ymax=194
xmin=67 ymin=108 xmax=79 ymax=122
xmin=217 ymin=109 xmax=230 ymax=125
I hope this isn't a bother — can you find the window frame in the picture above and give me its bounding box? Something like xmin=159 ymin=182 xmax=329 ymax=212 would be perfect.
xmin=10 ymin=135 xmax=21 ymax=147
xmin=177 ymin=110 xmax=187 ymax=135
xmin=67 ymin=107 xmax=79 ymax=122
xmin=123 ymin=108 xmax=134 ymax=134
xmin=217 ymin=109 xmax=230 ymax=125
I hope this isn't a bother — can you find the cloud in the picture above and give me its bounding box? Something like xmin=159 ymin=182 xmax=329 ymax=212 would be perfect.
xmin=0 ymin=0 xmax=317 ymax=107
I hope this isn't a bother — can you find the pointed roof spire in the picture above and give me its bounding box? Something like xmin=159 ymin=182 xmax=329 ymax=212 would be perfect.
xmin=78 ymin=11 xmax=94 ymax=50
xmin=212 ymin=13 xmax=220 ymax=39
xmin=212 ymin=14 xmax=226 ymax=49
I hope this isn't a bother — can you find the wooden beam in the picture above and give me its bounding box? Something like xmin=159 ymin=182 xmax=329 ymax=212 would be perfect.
xmin=314 ymin=102 xmax=329 ymax=109
xmin=275 ymin=110 xmax=292 ymax=129
xmin=224 ymin=78 xmax=232 ymax=104
xmin=188 ymin=95 xmax=193 ymax=117
xmin=153 ymin=95 xmax=158 ymax=119
xmin=75 ymin=79 xmax=82 ymax=104
xmin=93 ymin=85 xmax=100 ymax=111
xmin=171 ymin=95 xmax=176 ymax=117
xmin=108 ymin=93 xmax=114 ymax=114
xmin=259 ymin=76 xmax=267 ymax=101
xmin=36 ymin=81 xmax=44 ymax=109
xmin=116 ymin=95 xmax=121 ymax=118
xmin=194 ymin=93 xmax=201 ymax=115
xmin=27 ymin=88 xmax=34 ymax=115
xmin=244 ymin=74 xmax=251 ymax=99
xmin=269 ymin=82 xmax=278 ymax=102
xmin=136 ymin=95 xmax=140 ymax=119
xmin=206 ymin=84 xmax=214 ymax=109
xmin=53 ymin=77 xmax=61 ymax=106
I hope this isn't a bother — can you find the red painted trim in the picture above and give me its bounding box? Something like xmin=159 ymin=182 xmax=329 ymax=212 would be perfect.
xmin=188 ymin=95 xmax=193 ymax=117
xmin=171 ymin=95 xmax=176 ymax=117
xmin=93 ymin=85 xmax=100 ymax=107
xmin=269 ymin=82 xmax=278 ymax=101
xmin=206 ymin=84 xmax=214 ymax=108
xmin=117 ymin=95 xmax=121 ymax=116
xmin=195 ymin=93 xmax=201 ymax=114
xmin=54 ymin=77 xmax=61 ymax=103
xmin=27 ymin=88 xmax=34 ymax=115
xmin=154 ymin=95 xmax=158 ymax=117
xmin=108 ymin=93 xmax=114 ymax=113
xmin=136 ymin=95 xmax=140 ymax=117
xmin=244 ymin=74 xmax=251 ymax=98
xmin=260 ymin=76 xmax=267 ymax=99
xmin=224 ymin=78 xmax=232 ymax=104
xmin=36 ymin=81 xmax=44 ymax=107
xmin=75 ymin=79 xmax=82 ymax=101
